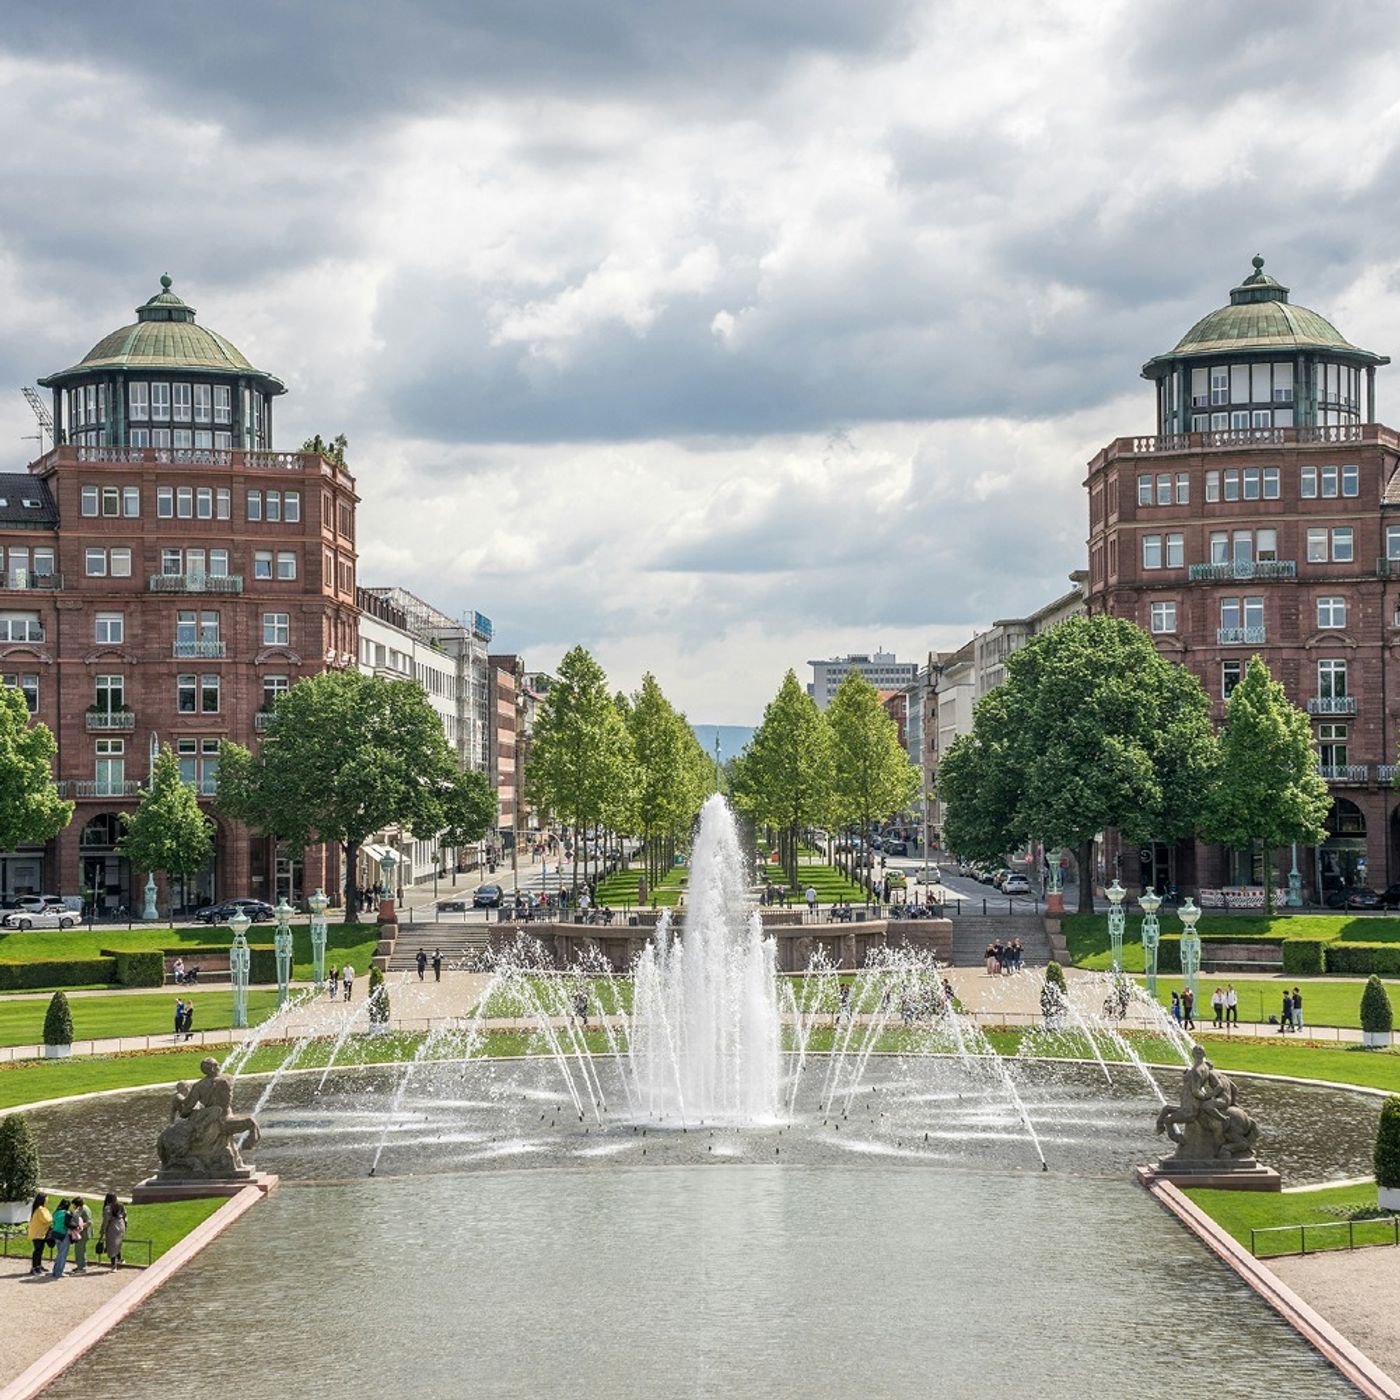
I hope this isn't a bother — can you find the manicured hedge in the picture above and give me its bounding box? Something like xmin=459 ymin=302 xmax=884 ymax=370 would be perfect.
xmin=1362 ymin=975 xmax=1395 ymax=1035
xmin=0 ymin=958 xmax=116 ymax=990
xmin=112 ymin=950 xmax=165 ymax=988
xmin=1326 ymin=944 xmax=1400 ymax=976
xmin=43 ymin=992 xmax=73 ymax=1046
xmin=1283 ymin=940 xmax=1327 ymax=975
xmin=1375 ymin=1097 xmax=1400 ymax=1189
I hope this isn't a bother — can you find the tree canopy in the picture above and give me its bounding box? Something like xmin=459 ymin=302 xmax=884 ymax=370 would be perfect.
xmin=826 ymin=668 xmax=920 ymax=851
xmin=0 ymin=687 xmax=71 ymax=853
xmin=628 ymin=673 xmax=711 ymax=888
xmin=118 ymin=745 xmax=214 ymax=913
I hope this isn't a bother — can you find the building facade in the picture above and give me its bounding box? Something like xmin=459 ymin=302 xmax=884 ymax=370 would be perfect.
xmin=806 ymin=650 xmax=916 ymax=708
xmin=1 ymin=276 xmax=359 ymax=909
xmin=488 ymin=654 xmax=522 ymax=854
xmin=1085 ymin=256 xmax=1398 ymax=901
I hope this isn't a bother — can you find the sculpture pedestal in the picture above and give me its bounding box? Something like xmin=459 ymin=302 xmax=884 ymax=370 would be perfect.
xmin=1135 ymin=1161 xmax=1280 ymax=1192
xmin=132 ymin=1172 xmax=278 ymax=1204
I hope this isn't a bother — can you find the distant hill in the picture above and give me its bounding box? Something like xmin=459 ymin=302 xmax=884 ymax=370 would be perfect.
xmin=691 ymin=724 xmax=754 ymax=767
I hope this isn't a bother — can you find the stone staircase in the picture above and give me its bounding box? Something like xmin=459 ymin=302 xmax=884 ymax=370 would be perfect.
xmin=386 ymin=925 xmax=491 ymax=972
xmin=948 ymin=914 xmax=1052 ymax=968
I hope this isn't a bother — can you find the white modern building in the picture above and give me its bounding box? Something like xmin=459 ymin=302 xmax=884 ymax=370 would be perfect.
xmin=807 ymin=649 xmax=917 ymax=709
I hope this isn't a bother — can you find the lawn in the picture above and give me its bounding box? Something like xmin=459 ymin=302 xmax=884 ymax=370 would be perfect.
xmin=1184 ymin=1181 xmax=1395 ymax=1258
xmin=0 ymin=989 xmax=286 ymax=1049
xmin=4 ymin=1195 xmax=228 ymax=1268
xmin=762 ymin=863 xmax=870 ymax=904
xmin=1138 ymin=975 xmax=1397 ymax=1030
xmin=593 ymin=867 xmax=689 ymax=908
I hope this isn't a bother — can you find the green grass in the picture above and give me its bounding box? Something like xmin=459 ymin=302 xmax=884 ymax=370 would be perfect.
xmin=593 ymin=866 xmax=689 ymax=908
xmin=124 ymin=1196 xmax=227 ymax=1261
xmin=1138 ymin=975 xmax=1396 ymax=1030
xmin=1185 ymin=1182 xmax=1395 ymax=1258
xmin=763 ymin=863 xmax=870 ymax=904
xmin=0 ymin=989 xmax=286 ymax=1048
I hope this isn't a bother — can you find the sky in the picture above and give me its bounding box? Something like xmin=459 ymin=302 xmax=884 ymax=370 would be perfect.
xmin=4 ymin=1 xmax=1400 ymax=723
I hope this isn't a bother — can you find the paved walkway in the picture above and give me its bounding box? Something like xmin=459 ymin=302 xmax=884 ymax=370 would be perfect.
xmin=0 ymin=1254 xmax=129 ymax=1390
xmin=1271 ymin=1249 xmax=1400 ymax=1386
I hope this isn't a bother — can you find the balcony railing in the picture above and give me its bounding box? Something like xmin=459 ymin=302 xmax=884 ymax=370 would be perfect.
xmin=1379 ymin=765 xmax=1399 ymax=785
xmin=1307 ymin=696 xmax=1357 ymax=715
xmin=85 ymin=710 xmax=136 ymax=731
xmin=1217 ymin=626 xmax=1267 ymax=646
xmin=30 ymin=445 xmax=353 ymax=488
xmin=74 ymin=779 xmax=141 ymax=798
xmin=1378 ymin=558 xmax=1400 ymax=577
xmin=1317 ymin=763 xmax=1369 ymax=784
xmin=254 ymin=710 xmax=276 ymax=731
xmin=172 ymin=639 xmax=227 ymax=659
xmin=1091 ymin=423 xmax=1394 ymax=469
xmin=185 ymin=777 xmax=219 ymax=796
xmin=1189 ymin=560 xmax=1296 ymax=582
xmin=149 ymin=573 xmax=244 ymax=594
xmin=0 ymin=572 xmax=62 ymax=592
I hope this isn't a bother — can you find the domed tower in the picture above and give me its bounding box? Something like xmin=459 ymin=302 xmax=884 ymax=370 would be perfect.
xmin=38 ymin=275 xmax=284 ymax=451
xmin=1142 ymin=256 xmax=1388 ymax=438
xmin=1085 ymin=258 xmax=1400 ymax=905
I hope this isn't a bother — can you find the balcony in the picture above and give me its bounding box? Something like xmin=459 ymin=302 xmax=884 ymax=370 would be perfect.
xmin=254 ymin=710 xmax=276 ymax=731
xmin=1379 ymin=765 xmax=1399 ymax=785
xmin=1091 ymin=423 xmax=1390 ymax=469
xmin=74 ymin=779 xmax=141 ymax=798
xmin=184 ymin=777 xmax=219 ymax=797
xmin=85 ymin=709 xmax=136 ymax=731
xmin=1378 ymin=558 xmax=1400 ymax=577
xmin=30 ymin=444 xmax=354 ymax=490
xmin=172 ymin=639 xmax=227 ymax=659
xmin=1317 ymin=764 xmax=1369 ymax=784
xmin=1217 ymin=626 xmax=1267 ymax=646
xmin=149 ymin=573 xmax=244 ymax=594
xmin=1188 ymin=560 xmax=1296 ymax=582
xmin=0 ymin=572 xmax=62 ymax=592
xmin=1307 ymin=696 xmax=1358 ymax=715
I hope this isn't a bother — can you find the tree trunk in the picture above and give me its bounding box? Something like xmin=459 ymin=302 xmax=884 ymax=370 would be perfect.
xmin=1262 ymin=843 xmax=1273 ymax=917
xmin=1078 ymin=838 xmax=1095 ymax=914
xmin=344 ymin=839 xmax=360 ymax=924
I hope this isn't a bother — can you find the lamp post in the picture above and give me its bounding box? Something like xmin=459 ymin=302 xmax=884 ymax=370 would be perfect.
xmin=1287 ymin=844 xmax=1303 ymax=908
xmin=1179 ymin=897 xmax=1202 ymax=1006
xmin=273 ymin=897 xmax=294 ymax=1008
xmin=1046 ymin=846 xmax=1064 ymax=916
xmin=1106 ymin=879 xmax=1127 ymax=972
xmin=308 ymin=888 xmax=329 ymax=985
xmin=1138 ymin=888 xmax=1162 ymax=998
xmin=141 ymin=872 xmax=159 ymax=922
xmin=228 ymin=908 xmax=251 ymax=1030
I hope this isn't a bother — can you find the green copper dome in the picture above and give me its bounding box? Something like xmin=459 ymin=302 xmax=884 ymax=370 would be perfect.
xmin=1143 ymin=256 xmax=1387 ymax=377
xmin=39 ymin=275 xmax=285 ymax=392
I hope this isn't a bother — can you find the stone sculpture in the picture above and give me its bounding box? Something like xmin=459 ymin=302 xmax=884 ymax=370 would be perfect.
xmin=1155 ymin=1045 xmax=1260 ymax=1162
xmin=154 ymin=1057 xmax=261 ymax=1181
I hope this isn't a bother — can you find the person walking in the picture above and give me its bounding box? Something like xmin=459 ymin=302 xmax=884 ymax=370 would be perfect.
xmin=343 ymin=965 xmax=355 ymax=1002
xmin=1278 ymin=989 xmax=1293 ymax=1034
xmin=173 ymin=998 xmax=185 ymax=1041
xmin=805 ymin=885 xmax=817 ymax=919
xmin=27 ymin=1193 xmax=51 ymax=1275
xmin=1181 ymin=986 xmax=1195 ymax=1031
xmin=432 ymin=949 xmax=442 ymax=982
xmin=1170 ymin=990 xmax=1182 ymax=1024
xmin=182 ymin=1002 xmax=196 ymax=1041
xmin=416 ymin=949 xmax=427 ymax=981
xmin=50 ymin=1198 xmax=71 ymax=1278
xmin=1211 ymin=987 xmax=1224 ymax=1029
xmin=329 ymin=966 xmax=339 ymax=1000
xmin=101 ymin=1194 xmax=126 ymax=1270
xmin=1225 ymin=984 xmax=1238 ymax=1028
xmin=1291 ymin=986 xmax=1304 ymax=1032
xmin=70 ymin=1197 xmax=92 ymax=1273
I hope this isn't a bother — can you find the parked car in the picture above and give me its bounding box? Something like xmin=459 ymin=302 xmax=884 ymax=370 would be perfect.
xmin=2 ymin=908 xmax=78 ymax=930
xmin=1002 ymin=874 xmax=1031 ymax=896
xmin=1343 ymin=887 xmax=1383 ymax=911
xmin=473 ymin=883 xmax=504 ymax=908
xmin=191 ymin=898 xmax=276 ymax=925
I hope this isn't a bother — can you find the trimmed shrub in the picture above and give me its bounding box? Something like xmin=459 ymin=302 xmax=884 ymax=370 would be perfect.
xmin=249 ymin=948 xmax=278 ymax=984
xmin=112 ymin=950 xmax=165 ymax=988
xmin=1283 ymin=940 xmax=1327 ymax=976
xmin=0 ymin=958 xmax=116 ymax=991
xmin=1362 ymin=975 xmax=1395 ymax=1036
xmin=1376 ymin=1097 xmax=1400 ymax=1191
xmin=43 ymin=991 xmax=73 ymax=1046
xmin=0 ymin=1113 xmax=40 ymax=1203
xmin=1328 ymin=944 xmax=1400 ymax=977
xmin=368 ymin=966 xmax=389 ymax=1025
xmin=1043 ymin=960 xmax=1066 ymax=992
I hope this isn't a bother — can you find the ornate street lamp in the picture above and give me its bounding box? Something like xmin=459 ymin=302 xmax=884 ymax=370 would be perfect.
xmin=1287 ymin=844 xmax=1303 ymax=908
xmin=308 ymin=887 xmax=329 ymax=984
xmin=141 ymin=872 xmax=159 ymax=922
xmin=1138 ymin=888 xmax=1162 ymax=998
xmin=379 ymin=848 xmax=399 ymax=908
xmin=228 ymin=908 xmax=251 ymax=1030
xmin=1178 ymin=898 xmax=1202 ymax=1006
xmin=1105 ymin=879 xmax=1127 ymax=972
xmin=273 ymin=897 xmax=295 ymax=1007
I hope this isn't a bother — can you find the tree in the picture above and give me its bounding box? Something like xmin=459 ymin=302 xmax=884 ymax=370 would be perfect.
xmin=1375 ymin=1096 xmax=1400 ymax=1190
xmin=217 ymin=670 xmax=495 ymax=921
xmin=940 ymin=616 xmax=1218 ymax=912
xmin=302 ymin=432 xmax=349 ymax=467
xmin=827 ymin=670 xmax=919 ymax=883
xmin=43 ymin=992 xmax=72 ymax=1047
xmin=437 ymin=768 xmax=498 ymax=857
xmin=628 ymin=675 xmax=708 ymax=890
xmin=0 ymin=1113 xmax=39 ymax=1205
xmin=118 ymin=746 xmax=214 ymax=915
xmin=526 ymin=647 xmax=633 ymax=894
xmin=735 ymin=671 xmax=831 ymax=890
xmin=1362 ymin=975 xmax=1394 ymax=1037
xmin=0 ymin=687 xmax=71 ymax=853
xmin=1202 ymin=656 xmax=1330 ymax=915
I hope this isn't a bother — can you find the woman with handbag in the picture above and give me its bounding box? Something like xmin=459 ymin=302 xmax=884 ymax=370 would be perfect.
xmin=101 ymin=1193 xmax=127 ymax=1269
xmin=26 ymin=1193 xmax=51 ymax=1275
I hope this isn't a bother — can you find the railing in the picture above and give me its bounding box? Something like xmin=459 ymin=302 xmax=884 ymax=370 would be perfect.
xmin=1217 ymin=626 xmax=1267 ymax=645
xmin=31 ymin=445 xmax=346 ymax=477
xmin=172 ymin=639 xmax=226 ymax=658
xmin=1250 ymin=1216 xmax=1400 ymax=1259
xmin=85 ymin=710 xmax=136 ymax=731
xmin=1188 ymin=560 xmax=1296 ymax=582
xmin=254 ymin=711 xmax=276 ymax=731
xmin=1378 ymin=557 xmax=1400 ymax=577
xmin=0 ymin=572 xmax=62 ymax=591
xmin=149 ymin=573 xmax=244 ymax=594
xmin=1317 ymin=763 xmax=1369 ymax=783
xmin=185 ymin=777 xmax=219 ymax=796
xmin=0 ymin=1229 xmax=152 ymax=1269
xmin=1092 ymin=422 xmax=1386 ymax=467
xmin=74 ymin=779 xmax=141 ymax=797
xmin=1307 ymin=696 xmax=1358 ymax=715
xmin=1380 ymin=765 xmax=1400 ymax=784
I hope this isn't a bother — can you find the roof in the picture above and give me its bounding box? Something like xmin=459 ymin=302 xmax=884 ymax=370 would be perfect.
xmin=0 ymin=474 xmax=58 ymax=528
xmin=39 ymin=275 xmax=286 ymax=392
xmin=1143 ymin=256 xmax=1388 ymax=377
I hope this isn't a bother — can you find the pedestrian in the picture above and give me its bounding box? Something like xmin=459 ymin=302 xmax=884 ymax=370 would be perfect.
xmin=416 ymin=949 xmax=427 ymax=981
xmin=1181 ymin=986 xmax=1195 ymax=1031
xmin=27 ymin=1193 xmax=51 ymax=1275
xmin=574 ymin=990 xmax=589 ymax=1029
xmin=70 ymin=1197 xmax=91 ymax=1273
xmin=101 ymin=1193 xmax=126 ymax=1270
xmin=343 ymin=964 xmax=355 ymax=1001
xmin=838 ymin=983 xmax=852 ymax=1026
xmin=182 ymin=1002 xmax=195 ymax=1041
xmin=1170 ymin=990 xmax=1182 ymax=1024
xmin=805 ymin=885 xmax=817 ymax=918
xmin=1291 ymin=986 xmax=1304 ymax=1032
xmin=1211 ymin=987 xmax=1224 ymax=1029
xmin=1278 ymin=989 xmax=1293 ymax=1034
xmin=1225 ymin=983 xmax=1238 ymax=1026
xmin=329 ymin=966 xmax=339 ymax=1000
xmin=432 ymin=949 xmax=442 ymax=982
xmin=50 ymin=1198 xmax=71 ymax=1278
xmin=173 ymin=998 xmax=185 ymax=1039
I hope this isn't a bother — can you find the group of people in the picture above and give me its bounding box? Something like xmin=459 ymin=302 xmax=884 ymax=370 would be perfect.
xmin=1275 ymin=986 xmax=1306 ymax=1033
xmin=1170 ymin=987 xmax=1198 ymax=1029
xmin=352 ymin=884 xmax=394 ymax=915
xmin=414 ymin=949 xmax=444 ymax=981
xmin=171 ymin=998 xmax=196 ymax=1040
xmin=1208 ymin=985 xmax=1241 ymax=1028
xmin=326 ymin=964 xmax=355 ymax=1000
xmin=983 ymin=940 xmax=1025 ymax=975
xmin=25 ymin=1193 xmax=127 ymax=1278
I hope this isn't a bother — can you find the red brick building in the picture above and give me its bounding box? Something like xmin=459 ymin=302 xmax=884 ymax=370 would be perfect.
xmin=0 ymin=276 xmax=359 ymax=911
xmin=1085 ymin=256 xmax=1399 ymax=902
xmin=488 ymin=654 xmax=522 ymax=854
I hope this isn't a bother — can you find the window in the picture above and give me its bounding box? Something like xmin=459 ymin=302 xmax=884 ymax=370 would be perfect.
xmin=123 ymin=486 xmax=139 ymax=517
xmin=1387 ymin=525 xmax=1400 ymax=561
xmin=130 ymin=429 xmax=150 ymax=448
xmin=266 ymin=490 xmax=283 ymax=522
xmin=129 ymin=382 xmax=149 ymax=421
xmin=2 ymin=671 xmax=38 ymax=713
xmin=1263 ymin=467 xmax=1280 ymax=499
xmin=85 ymin=547 xmax=130 ymax=577
xmin=99 ymin=485 xmax=120 ymax=517
xmin=1220 ymin=598 xmax=1241 ymax=630
xmin=176 ymin=487 xmax=193 ymax=519
xmin=1210 ymin=368 xmax=1228 ymax=405
xmin=175 ymin=610 xmax=220 ymax=647
xmin=176 ymin=674 xmax=221 ymax=714
xmin=193 ymin=384 xmax=212 ymax=423
xmin=1318 ymin=596 xmax=1347 ymax=629
xmin=1231 ymin=411 xmax=1250 ymax=430
xmin=1318 ymin=659 xmax=1348 ymax=699
xmin=1256 ymin=528 xmax=1277 ymax=562
xmin=1232 ymin=530 xmax=1253 ymax=565
xmin=262 ymin=675 xmax=289 ymax=708
xmin=254 ymin=550 xmax=272 ymax=579
xmin=1191 ymin=367 xmax=1209 ymax=407
xmin=161 ymin=548 xmax=183 ymax=576
xmin=81 ymin=485 xmax=98 ymax=516
xmin=0 ymin=611 xmax=41 ymax=642
xmin=95 ymin=674 xmax=125 ymax=713
xmin=1175 ymin=473 xmax=1189 ymax=505
xmin=201 ymin=673 xmax=220 ymax=713
xmin=1230 ymin=364 xmax=1249 ymax=404
xmin=1242 ymin=468 xmax=1261 ymax=500
xmin=1221 ymin=661 xmax=1242 ymax=698
xmin=1156 ymin=474 xmax=1172 ymax=506
xmin=214 ymin=385 xmax=231 ymax=423
xmin=1244 ymin=596 xmax=1264 ymax=629
xmin=1307 ymin=528 xmax=1328 ymax=563
xmin=1205 ymin=470 xmax=1220 ymax=502
xmin=1142 ymin=535 xmax=1161 ymax=570
xmin=1318 ymin=724 xmax=1348 ymax=769
xmin=1150 ymin=601 xmax=1176 ymax=633
xmin=173 ymin=383 xmax=192 ymax=422
xmin=1273 ymin=363 xmax=1293 ymax=402
xmin=157 ymin=486 xmax=173 ymax=518
xmin=95 ymin=612 xmax=123 ymax=644
xmin=1252 ymin=410 xmax=1272 ymax=429
xmin=194 ymin=430 xmax=212 ymax=450
xmin=247 ymin=491 xmax=262 ymax=522
xmin=94 ymin=739 xmax=125 ymax=794
xmin=262 ymin=612 xmax=290 ymax=645
xmin=1165 ymin=533 xmax=1184 ymax=567
xmin=1321 ymin=465 xmax=1339 ymax=497
xmin=216 ymin=488 xmax=231 ymax=520
xmin=214 ymin=431 xmax=232 ymax=451
xmin=176 ymin=737 xmax=220 ymax=794
xmin=1210 ymin=531 xmax=1228 ymax=565
xmin=209 ymin=549 xmax=229 ymax=577
xmin=196 ymin=487 xmax=213 ymax=520
xmin=276 ymin=551 xmax=298 ymax=580
xmin=1192 ymin=414 xmax=1210 ymax=432
xmin=1332 ymin=527 xmax=1354 ymax=563
xmin=1301 ymin=466 xmax=1317 ymax=499
xmin=151 ymin=383 xmax=170 ymax=421
xmin=1223 ymin=469 xmax=1240 ymax=501
xmin=1343 ymin=464 xmax=1359 ymax=497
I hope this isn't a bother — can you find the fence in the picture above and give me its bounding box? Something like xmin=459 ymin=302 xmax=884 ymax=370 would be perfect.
xmin=0 ymin=1227 xmax=152 ymax=1267
xmin=1250 ymin=1216 xmax=1400 ymax=1258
